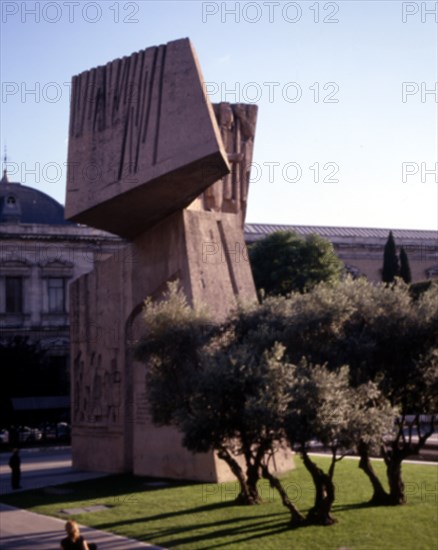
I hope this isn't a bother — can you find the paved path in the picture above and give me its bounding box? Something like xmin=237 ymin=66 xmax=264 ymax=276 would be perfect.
xmin=0 ymin=447 xmax=108 ymax=496
xmin=0 ymin=447 xmax=165 ymax=549
xmin=0 ymin=503 xmax=162 ymax=549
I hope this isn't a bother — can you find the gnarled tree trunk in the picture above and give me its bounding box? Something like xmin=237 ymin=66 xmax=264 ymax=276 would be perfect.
xmin=301 ymin=450 xmax=336 ymax=525
xmin=217 ymin=448 xmax=261 ymax=504
xmin=383 ymin=414 xmax=437 ymax=506
xmin=260 ymin=464 xmax=305 ymax=526
xmin=246 ymin=462 xmax=262 ymax=504
xmin=357 ymin=441 xmax=391 ymax=505
xmin=386 ymin=453 xmax=406 ymax=505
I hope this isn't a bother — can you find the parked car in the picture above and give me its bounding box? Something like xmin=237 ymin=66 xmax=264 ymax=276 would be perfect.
xmin=40 ymin=423 xmax=57 ymax=440
xmin=18 ymin=426 xmax=42 ymax=443
xmin=39 ymin=422 xmax=71 ymax=441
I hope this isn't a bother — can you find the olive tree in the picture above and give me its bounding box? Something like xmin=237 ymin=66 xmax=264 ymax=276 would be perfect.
xmin=229 ymin=278 xmax=437 ymax=506
xmin=279 ymin=279 xmax=438 ymax=505
xmin=135 ymin=282 xmax=303 ymax=522
xmin=284 ymin=361 xmax=395 ymax=525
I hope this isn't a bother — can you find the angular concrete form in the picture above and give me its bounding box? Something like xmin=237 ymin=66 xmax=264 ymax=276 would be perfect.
xmin=65 ymin=38 xmax=229 ymax=238
xmin=68 ymin=39 xmax=294 ymax=481
xmin=70 ymin=209 xmax=265 ymax=479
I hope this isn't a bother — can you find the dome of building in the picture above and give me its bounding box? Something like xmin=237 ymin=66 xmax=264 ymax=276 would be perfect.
xmin=0 ymin=169 xmax=72 ymax=225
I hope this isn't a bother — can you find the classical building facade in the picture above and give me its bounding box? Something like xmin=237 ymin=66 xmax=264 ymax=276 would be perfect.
xmin=245 ymin=223 xmax=438 ymax=283
xmin=0 ymin=169 xmax=124 ymax=424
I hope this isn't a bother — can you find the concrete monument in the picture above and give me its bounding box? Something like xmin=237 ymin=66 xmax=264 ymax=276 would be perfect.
xmin=65 ymin=38 xmax=229 ymax=238
xmin=67 ymin=39 xmax=293 ymax=481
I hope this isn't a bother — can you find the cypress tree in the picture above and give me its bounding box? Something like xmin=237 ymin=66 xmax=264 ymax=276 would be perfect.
xmin=382 ymin=231 xmax=399 ymax=283
xmin=399 ymin=246 xmax=412 ymax=284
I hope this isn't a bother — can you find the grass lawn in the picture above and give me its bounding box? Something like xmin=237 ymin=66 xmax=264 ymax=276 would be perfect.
xmin=1 ymin=456 xmax=437 ymax=549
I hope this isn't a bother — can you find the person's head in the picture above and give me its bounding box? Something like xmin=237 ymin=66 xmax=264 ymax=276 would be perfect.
xmin=65 ymin=520 xmax=80 ymax=541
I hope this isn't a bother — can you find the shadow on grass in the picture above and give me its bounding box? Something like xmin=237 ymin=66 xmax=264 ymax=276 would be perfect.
xmin=0 ymin=474 xmax=201 ymax=509
xmin=331 ymin=500 xmax=387 ymax=512
xmin=124 ymin=512 xmax=291 ymax=549
xmin=97 ymin=500 xmax=246 ymax=526
xmin=96 ymin=500 xmax=323 ymax=548
xmin=198 ymin=522 xmax=297 ymax=550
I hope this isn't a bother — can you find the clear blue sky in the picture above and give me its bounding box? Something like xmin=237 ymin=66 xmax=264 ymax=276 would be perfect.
xmin=1 ymin=1 xmax=437 ymax=230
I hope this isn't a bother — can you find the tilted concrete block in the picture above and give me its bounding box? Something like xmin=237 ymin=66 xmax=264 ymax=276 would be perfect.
xmin=65 ymin=38 xmax=229 ymax=238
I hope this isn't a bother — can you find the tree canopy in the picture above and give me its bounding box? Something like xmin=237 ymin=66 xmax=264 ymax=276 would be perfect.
xmin=233 ymin=277 xmax=438 ymax=504
xmin=248 ymin=231 xmax=343 ymax=296
xmin=135 ymin=275 xmax=438 ymax=523
xmin=135 ymin=283 xmax=301 ymax=512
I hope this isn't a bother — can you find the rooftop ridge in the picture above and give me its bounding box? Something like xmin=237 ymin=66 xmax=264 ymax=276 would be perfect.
xmin=244 ymin=223 xmax=438 ymax=241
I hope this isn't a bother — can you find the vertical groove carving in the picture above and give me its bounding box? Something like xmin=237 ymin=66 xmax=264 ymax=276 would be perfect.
xmin=71 ymin=46 xmax=171 ymax=181
xmin=134 ymin=51 xmax=149 ymax=172
xmin=141 ymin=47 xmax=158 ymax=146
xmin=153 ymin=45 xmax=167 ymax=166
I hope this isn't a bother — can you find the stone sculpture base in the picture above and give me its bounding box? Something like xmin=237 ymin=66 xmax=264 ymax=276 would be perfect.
xmin=71 ymin=208 xmax=294 ymax=480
